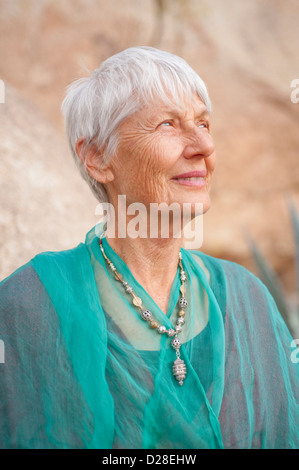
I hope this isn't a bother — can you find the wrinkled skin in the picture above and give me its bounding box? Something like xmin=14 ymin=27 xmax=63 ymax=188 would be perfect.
xmin=76 ymin=93 xmax=216 ymax=313
xmin=105 ymin=93 xmax=216 ymax=217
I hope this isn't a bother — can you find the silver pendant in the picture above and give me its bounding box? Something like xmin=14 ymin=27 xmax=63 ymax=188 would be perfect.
xmin=172 ymin=357 xmax=187 ymax=386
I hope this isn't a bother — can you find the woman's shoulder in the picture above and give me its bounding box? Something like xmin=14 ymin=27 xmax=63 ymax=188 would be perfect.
xmin=186 ymin=248 xmax=270 ymax=303
xmin=0 ymin=242 xmax=97 ymax=350
xmin=187 ymin=249 xmax=291 ymax=337
xmin=1 ymin=242 xmax=88 ymax=284
xmin=0 ymin=242 xmax=90 ymax=313
xmin=187 ymin=248 xmax=260 ymax=282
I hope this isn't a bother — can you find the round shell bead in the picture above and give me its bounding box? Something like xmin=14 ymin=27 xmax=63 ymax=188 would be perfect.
xmin=157 ymin=325 xmax=166 ymax=334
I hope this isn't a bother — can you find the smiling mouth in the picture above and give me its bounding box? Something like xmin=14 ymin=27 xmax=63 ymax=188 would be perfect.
xmin=172 ymin=171 xmax=207 ymax=187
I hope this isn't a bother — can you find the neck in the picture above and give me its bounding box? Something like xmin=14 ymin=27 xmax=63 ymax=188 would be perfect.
xmin=105 ymin=233 xmax=183 ymax=315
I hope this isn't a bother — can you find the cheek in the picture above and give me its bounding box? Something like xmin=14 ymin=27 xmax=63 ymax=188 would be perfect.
xmin=206 ymin=150 xmax=216 ymax=173
xmin=205 ymin=153 xmax=216 ymax=192
xmin=116 ymin=134 xmax=177 ymax=203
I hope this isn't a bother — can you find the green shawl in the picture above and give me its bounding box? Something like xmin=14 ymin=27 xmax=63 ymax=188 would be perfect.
xmin=1 ymin=225 xmax=299 ymax=449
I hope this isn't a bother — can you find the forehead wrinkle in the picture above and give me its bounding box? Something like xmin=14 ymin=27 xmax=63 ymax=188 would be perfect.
xmin=145 ymin=98 xmax=209 ymax=121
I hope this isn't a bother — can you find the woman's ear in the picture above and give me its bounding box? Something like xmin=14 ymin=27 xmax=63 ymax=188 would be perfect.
xmin=75 ymin=137 xmax=114 ymax=184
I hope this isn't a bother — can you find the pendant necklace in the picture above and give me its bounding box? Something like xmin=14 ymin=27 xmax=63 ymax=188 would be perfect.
xmin=99 ymin=236 xmax=188 ymax=386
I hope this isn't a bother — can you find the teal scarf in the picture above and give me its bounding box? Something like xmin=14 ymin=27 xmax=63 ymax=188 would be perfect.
xmin=1 ymin=225 xmax=299 ymax=448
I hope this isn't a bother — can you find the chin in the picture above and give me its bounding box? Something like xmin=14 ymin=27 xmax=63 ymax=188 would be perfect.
xmin=201 ymin=196 xmax=212 ymax=214
xmin=178 ymin=193 xmax=211 ymax=217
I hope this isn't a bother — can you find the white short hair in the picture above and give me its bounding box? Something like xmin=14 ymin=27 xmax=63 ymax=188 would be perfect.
xmin=61 ymin=46 xmax=212 ymax=203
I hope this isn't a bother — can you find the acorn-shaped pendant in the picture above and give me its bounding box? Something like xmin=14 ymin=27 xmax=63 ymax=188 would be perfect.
xmin=171 ymin=335 xmax=186 ymax=385
xmin=172 ymin=357 xmax=187 ymax=386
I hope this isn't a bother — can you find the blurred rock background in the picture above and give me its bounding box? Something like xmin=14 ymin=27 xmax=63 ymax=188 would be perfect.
xmin=0 ymin=0 xmax=299 ymax=298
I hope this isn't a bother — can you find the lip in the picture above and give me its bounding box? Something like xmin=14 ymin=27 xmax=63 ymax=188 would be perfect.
xmin=171 ymin=170 xmax=207 ymax=187
xmin=172 ymin=170 xmax=207 ymax=179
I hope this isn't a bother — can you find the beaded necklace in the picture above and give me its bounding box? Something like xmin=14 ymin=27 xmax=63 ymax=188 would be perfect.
xmin=99 ymin=236 xmax=188 ymax=386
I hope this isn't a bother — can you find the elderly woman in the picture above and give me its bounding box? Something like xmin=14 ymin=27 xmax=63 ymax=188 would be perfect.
xmin=1 ymin=46 xmax=299 ymax=450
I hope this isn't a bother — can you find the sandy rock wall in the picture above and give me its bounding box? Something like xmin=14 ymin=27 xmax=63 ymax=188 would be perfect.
xmin=0 ymin=0 xmax=299 ymax=292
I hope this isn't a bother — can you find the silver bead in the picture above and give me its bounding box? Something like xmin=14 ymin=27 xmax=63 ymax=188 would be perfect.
xmin=177 ymin=317 xmax=185 ymax=325
xmin=125 ymin=285 xmax=133 ymax=293
xmin=180 ymin=274 xmax=186 ymax=281
xmin=175 ymin=324 xmax=182 ymax=332
xmin=179 ymin=297 xmax=188 ymax=308
xmin=171 ymin=337 xmax=181 ymax=350
xmin=167 ymin=328 xmax=176 ymax=337
xmin=141 ymin=310 xmax=152 ymax=321
xmin=157 ymin=325 xmax=166 ymax=334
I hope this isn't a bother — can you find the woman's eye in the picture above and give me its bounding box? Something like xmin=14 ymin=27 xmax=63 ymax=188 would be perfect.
xmin=198 ymin=122 xmax=210 ymax=130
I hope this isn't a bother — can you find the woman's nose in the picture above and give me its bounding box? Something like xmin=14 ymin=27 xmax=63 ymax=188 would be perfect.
xmin=182 ymin=128 xmax=215 ymax=160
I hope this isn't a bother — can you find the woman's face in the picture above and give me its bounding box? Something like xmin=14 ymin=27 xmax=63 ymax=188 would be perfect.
xmin=105 ymin=93 xmax=216 ymax=216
